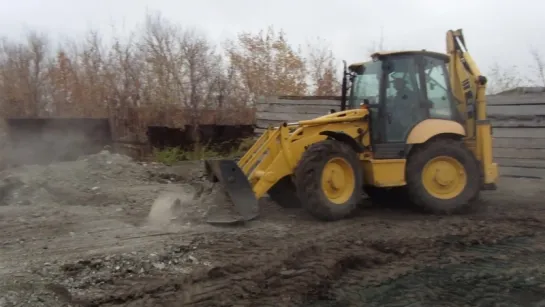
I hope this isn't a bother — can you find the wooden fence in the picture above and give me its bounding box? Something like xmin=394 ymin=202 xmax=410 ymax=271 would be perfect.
xmin=255 ymin=96 xmax=342 ymax=133
xmin=256 ymin=88 xmax=545 ymax=179
xmin=487 ymin=88 xmax=545 ymax=179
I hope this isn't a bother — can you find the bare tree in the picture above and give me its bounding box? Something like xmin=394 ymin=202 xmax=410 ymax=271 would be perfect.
xmin=529 ymin=47 xmax=545 ymax=87
xmin=0 ymin=32 xmax=49 ymax=116
xmin=486 ymin=62 xmax=527 ymax=94
xmin=178 ymin=27 xmax=224 ymax=145
xmin=0 ymin=12 xmax=255 ymax=130
xmin=137 ymin=13 xmax=230 ymax=146
xmin=139 ymin=12 xmax=180 ymax=106
xmin=224 ymin=26 xmax=308 ymax=104
xmin=26 ymin=32 xmax=49 ymax=115
xmin=210 ymin=59 xmax=247 ymax=109
xmin=305 ymin=37 xmax=341 ymax=96
xmin=106 ymin=32 xmax=143 ymax=110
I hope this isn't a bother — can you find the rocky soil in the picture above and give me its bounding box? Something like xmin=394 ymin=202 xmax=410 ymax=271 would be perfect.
xmin=1 ymin=150 xmax=545 ymax=307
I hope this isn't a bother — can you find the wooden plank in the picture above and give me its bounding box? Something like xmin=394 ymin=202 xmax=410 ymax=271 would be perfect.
xmin=257 ymin=112 xmax=321 ymax=123
xmin=256 ymin=103 xmax=337 ymax=114
xmin=487 ymin=94 xmax=545 ymax=106
xmin=276 ymin=95 xmax=342 ymax=101
xmin=488 ymin=104 xmax=545 ymax=116
xmin=495 ymin=158 xmax=545 ymax=169
xmin=491 ymin=127 xmax=545 ymax=139
xmin=491 ymin=118 xmax=545 ymax=128
xmin=256 ymin=119 xmax=288 ymax=128
xmin=493 ymin=137 xmax=545 ymax=149
xmin=499 ymin=166 xmax=545 ymax=179
xmin=259 ymin=97 xmax=340 ymax=107
xmin=494 ymin=148 xmax=545 ymax=159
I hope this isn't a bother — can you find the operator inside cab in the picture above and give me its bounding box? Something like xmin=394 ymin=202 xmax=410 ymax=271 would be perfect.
xmin=388 ymin=77 xmax=419 ymax=141
xmin=392 ymin=78 xmax=415 ymax=105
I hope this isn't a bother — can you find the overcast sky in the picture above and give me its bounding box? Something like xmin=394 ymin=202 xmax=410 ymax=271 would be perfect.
xmin=0 ymin=0 xmax=543 ymax=77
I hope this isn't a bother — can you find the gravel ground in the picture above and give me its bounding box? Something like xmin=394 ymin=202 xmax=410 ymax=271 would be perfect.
xmin=1 ymin=151 xmax=544 ymax=307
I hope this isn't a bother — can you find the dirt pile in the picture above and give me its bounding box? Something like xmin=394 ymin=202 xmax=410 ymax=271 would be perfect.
xmin=0 ymin=150 xmax=208 ymax=208
xmin=0 ymin=150 xmax=238 ymax=227
xmin=0 ymin=151 xmax=143 ymax=206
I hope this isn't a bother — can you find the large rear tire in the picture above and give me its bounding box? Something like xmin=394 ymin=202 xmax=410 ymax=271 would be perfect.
xmin=406 ymin=138 xmax=480 ymax=213
xmin=294 ymin=140 xmax=363 ymax=221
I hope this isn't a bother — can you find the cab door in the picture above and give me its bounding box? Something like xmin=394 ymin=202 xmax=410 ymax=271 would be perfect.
xmin=372 ymin=55 xmax=428 ymax=159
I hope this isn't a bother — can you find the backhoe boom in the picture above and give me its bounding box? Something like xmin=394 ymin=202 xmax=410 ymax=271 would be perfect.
xmin=446 ymin=29 xmax=498 ymax=188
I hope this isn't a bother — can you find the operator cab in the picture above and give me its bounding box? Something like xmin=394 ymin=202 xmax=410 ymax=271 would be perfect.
xmin=344 ymin=50 xmax=462 ymax=159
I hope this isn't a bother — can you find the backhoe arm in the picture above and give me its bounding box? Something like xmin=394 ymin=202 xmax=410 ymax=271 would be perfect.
xmin=446 ymin=29 xmax=498 ymax=188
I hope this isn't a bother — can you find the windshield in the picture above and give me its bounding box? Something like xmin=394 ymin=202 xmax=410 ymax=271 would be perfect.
xmin=348 ymin=60 xmax=382 ymax=109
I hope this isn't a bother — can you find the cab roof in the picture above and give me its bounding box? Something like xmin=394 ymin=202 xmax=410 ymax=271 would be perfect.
xmin=348 ymin=50 xmax=449 ymax=70
xmin=371 ymin=50 xmax=448 ymax=60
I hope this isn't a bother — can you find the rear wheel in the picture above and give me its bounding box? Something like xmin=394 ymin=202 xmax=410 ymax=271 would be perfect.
xmin=294 ymin=140 xmax=363 ymax=221
xmin=406 ymin=138 xmax=480 ymax=213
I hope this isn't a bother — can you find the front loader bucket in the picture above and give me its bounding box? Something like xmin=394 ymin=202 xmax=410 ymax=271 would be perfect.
xmin=203 ymin=159 xmax=259 ymax=225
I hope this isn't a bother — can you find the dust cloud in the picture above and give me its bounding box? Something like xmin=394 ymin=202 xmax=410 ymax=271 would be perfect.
xmin=146 ymin=190 xmax=202 ymax=228
xmin=1 ymin=119 xmax=109 ymax=170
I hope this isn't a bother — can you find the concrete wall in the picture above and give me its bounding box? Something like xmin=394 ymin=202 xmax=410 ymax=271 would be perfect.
xmin=256 ymin=89 xmax=545 ymax=179
xmin=487 ymin=90 xmax=545 ymax=179
xmin=255 ymin=96 xmax=341 ymax=133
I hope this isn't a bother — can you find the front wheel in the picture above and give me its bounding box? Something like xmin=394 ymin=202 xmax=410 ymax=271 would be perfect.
xmin=406 ymin=139 xmax=481 ymax=214
xmin=294 ymin=140 xmax=363 ymax=221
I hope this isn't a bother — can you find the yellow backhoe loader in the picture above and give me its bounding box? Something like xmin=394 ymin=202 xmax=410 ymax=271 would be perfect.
xmin=204 ymin=29 xmax=498 ymax=224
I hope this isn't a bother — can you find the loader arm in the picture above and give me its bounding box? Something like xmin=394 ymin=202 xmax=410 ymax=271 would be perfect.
xmin=446 ymin=29 xmax=498 ymax=187
xmin=203 ymin=103 xmax=368 ymax=224
xmin=238 ymin=109 xmax=369 ymax=199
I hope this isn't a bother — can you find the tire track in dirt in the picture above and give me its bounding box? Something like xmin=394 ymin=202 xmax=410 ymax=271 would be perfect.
xmin=311 ymin=236 xmax=545 ymax=307
xmin=73 ymin=215 xmax=545 ymax=307
xmin=72 ymin=222 xmax=360 ymax=306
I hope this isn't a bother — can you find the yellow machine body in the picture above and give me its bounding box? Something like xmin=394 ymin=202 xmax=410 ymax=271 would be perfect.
xmin=238 ymin=113 xmax=497 ymax=197
xmin=204 ymin=28 xmax=498 ymax=223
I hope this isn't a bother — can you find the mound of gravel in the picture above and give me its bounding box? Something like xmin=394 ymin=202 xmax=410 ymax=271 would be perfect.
xmin=0 ymin=149 xmax=248 ymax=227
xmin=0 ymin=150 xmax=208 ymax=208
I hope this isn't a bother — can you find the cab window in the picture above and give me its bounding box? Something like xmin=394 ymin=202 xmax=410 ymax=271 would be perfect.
xmin=382 ymin=56 xmax=425 ymax=142
xmin=348 ymin=61 xmax=382 ymax=109
xmin=423 ymin=56 xmax=455 ymax=118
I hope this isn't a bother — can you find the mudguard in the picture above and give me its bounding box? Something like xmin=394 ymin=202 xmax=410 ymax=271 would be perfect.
xmin=204 ymin=159 xmax=259 ymax=225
